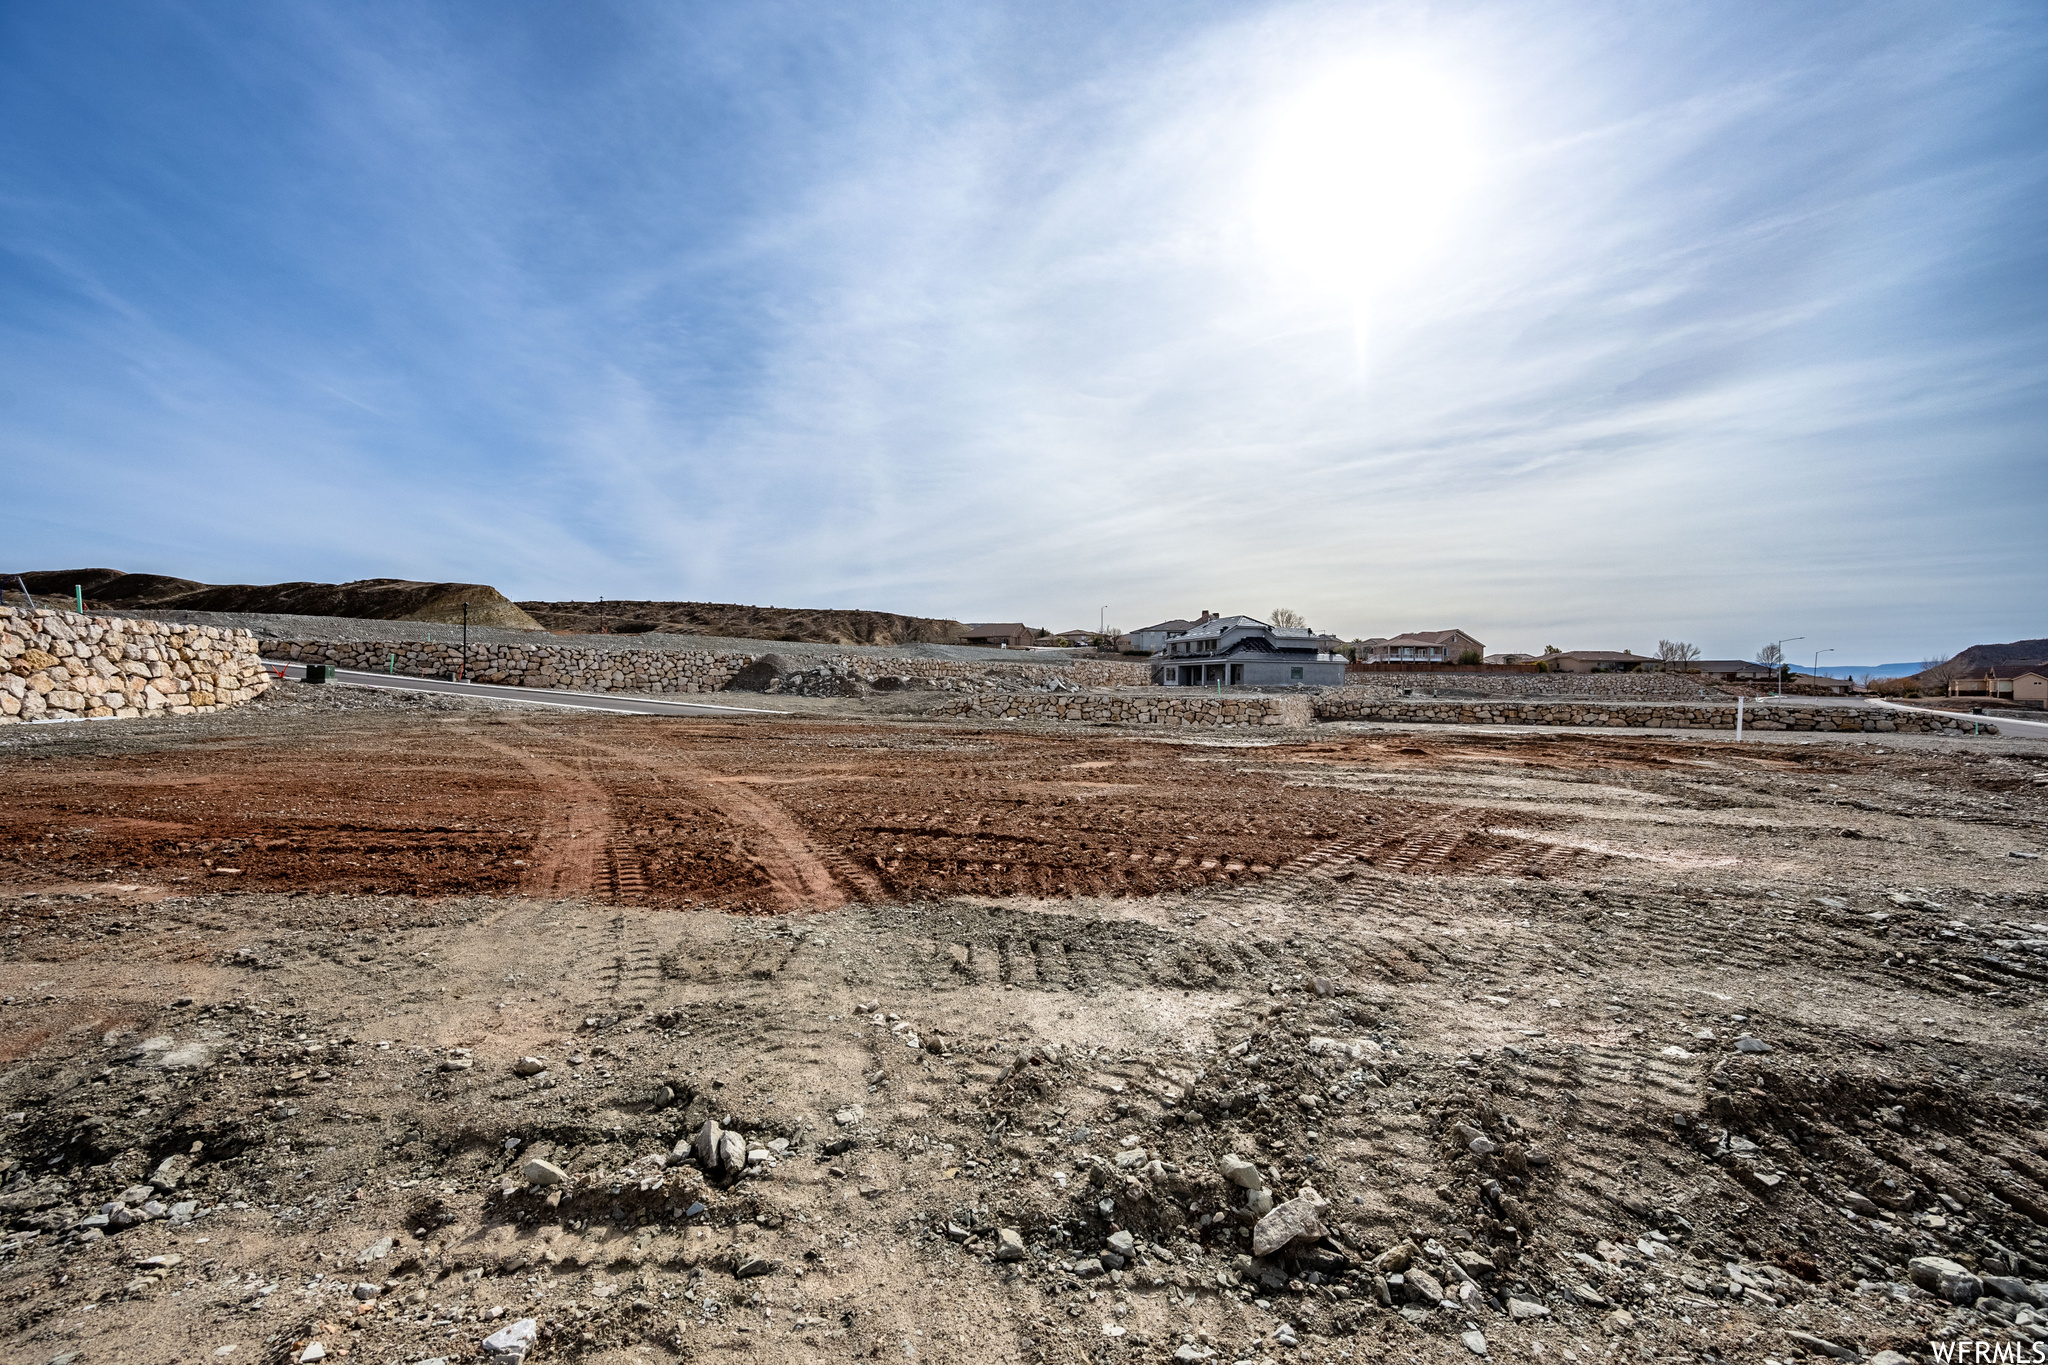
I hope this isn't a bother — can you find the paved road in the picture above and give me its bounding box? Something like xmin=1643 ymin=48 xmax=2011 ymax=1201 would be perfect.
xmin=262 ymin=661 xmax=788 ymax=718
xmin=1869 ymin=697 xmax=2048 ymax=738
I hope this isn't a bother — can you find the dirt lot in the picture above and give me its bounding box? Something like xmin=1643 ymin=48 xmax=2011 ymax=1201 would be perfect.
xmin=0 ymin=683 xmax=2045 ymax=1365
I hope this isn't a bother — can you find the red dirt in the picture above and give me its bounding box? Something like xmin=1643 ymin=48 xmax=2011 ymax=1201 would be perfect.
xmin=0 ymin=717 xmax=1628 ymax=911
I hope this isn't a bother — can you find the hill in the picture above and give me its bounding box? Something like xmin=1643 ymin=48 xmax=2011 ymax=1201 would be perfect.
xmin=517 ymin=599 xmax=965 ymax=647
xmin=10 ymin=568 xmax=544 ymax=631
xmin=1914 ymin=638 xmax=2048 ymax=683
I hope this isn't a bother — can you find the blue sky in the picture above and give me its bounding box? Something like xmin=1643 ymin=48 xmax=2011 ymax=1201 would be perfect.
xmin=3 ymin=1 xmax=2042 ymax=660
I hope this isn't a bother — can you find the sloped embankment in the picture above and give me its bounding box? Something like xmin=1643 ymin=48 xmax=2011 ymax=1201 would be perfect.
xmin=12 ymin=568 xmax=544 ymax=631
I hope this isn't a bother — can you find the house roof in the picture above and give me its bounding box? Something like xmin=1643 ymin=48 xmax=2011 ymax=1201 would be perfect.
xmin=1130 ymin=618 xmax=1196 ymax=635
xmin=1545 ymin=650 xmax=1644 ymax=663
xmin=1357 ymin=630 xmax=1475 ymax=648
xmin=961 ymin=622 xmax=1030 ymax=636
xmin=1688 ymin=660 xmax=1772 ymax=672
xmin=1962 ymin=662 xmax=2048 ymax=678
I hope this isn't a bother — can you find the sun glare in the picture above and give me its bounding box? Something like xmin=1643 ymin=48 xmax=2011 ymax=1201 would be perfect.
xmin=1251 ymin=59 xmax=1481 ymax=293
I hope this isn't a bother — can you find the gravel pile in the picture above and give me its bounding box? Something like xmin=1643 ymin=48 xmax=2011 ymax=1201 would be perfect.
xmin=114 ymin=608 xmax=1093 ymax=666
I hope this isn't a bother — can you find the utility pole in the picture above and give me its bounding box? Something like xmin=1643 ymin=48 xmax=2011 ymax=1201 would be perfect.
xmin=1813 ymin=647 xmax=1833 ymax=691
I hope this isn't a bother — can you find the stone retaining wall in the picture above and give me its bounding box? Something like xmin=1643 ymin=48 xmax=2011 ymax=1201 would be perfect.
xmin=261 ymin=638 xmax=1151 ymax=695
xmin=930 ymin=691 xmax=1311 ymax=727
xmin=1311 ymin=696 xmax=1994 ymax=735
xmin=1343 ymin=670 xmax=1735 ymax=702
xmin=1 ymin=607 xmax=271 ymax=724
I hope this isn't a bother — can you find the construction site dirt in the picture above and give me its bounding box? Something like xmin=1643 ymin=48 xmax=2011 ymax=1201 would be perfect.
xmin=0 ymin=682 xmax=2044 ymax=1365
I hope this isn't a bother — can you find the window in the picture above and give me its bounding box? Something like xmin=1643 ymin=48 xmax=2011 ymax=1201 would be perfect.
xmin=1290 ymin=667 xmax=1303 ymax=681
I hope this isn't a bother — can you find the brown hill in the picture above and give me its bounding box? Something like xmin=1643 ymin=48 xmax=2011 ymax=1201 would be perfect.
xmin=518 ymin=599 xmax=966 ymax=647
xmin=1914 ymin=637 xmax=2048 ymax=683
xmin=11 ymin=568 xmax=544 ymax=631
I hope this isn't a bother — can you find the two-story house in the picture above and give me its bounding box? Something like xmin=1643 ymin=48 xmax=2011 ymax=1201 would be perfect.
xmin=1152 ymin=616 xmax=1346 ymax=686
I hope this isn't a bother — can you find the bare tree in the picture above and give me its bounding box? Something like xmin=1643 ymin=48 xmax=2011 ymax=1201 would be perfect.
xmin=1656 ymin=639 xmax=1702 ymax=671
xmin=1269 ymin=608 xmax=1306 ymax=629
xmin=1756 ymin=643 xmax=1784 ymax=669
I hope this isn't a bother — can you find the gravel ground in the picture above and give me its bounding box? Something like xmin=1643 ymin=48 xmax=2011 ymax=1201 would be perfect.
xmin=2 ymin=698 xmax=2046 ymax=1365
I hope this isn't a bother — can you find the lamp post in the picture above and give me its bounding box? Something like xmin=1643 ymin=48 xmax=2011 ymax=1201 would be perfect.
xmin=1813 ymin=648 xmax=1833 ymax=692
xmin=1772 ymin=636 xmax=1803 ymax=697
xmin=461 ymin=602 xmax=469 ymax=682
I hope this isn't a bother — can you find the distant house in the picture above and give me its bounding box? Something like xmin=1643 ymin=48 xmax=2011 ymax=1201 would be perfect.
xmin=1539 ymin=649 xmax=1652 ymax=673
xmin=1683 ymin=660 xmax=1777 ymax=683
xmin=1355 ymin=630 xmax=1486 ymax=664
xmin=1154 ymin=616 xmax=1346 ymax=687
xmin=1485 ymin=653 xmax=1536 ymax=665
xmin=1130 ymin=612 xmax=1215 ymax=655
xmin=960 ymin=622 xmax=1034 ymax=650
xmin=1949 ymin=664 xmax=2048 ymax=706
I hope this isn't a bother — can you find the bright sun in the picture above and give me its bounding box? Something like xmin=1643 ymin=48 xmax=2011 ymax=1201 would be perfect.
xmin=1251 ymin=58 xmax=1481 ymax=292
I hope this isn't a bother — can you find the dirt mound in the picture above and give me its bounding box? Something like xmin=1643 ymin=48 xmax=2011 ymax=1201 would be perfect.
xmin=11 ymin=568 xmax=544 ymax=630
xmin=520 ymin=598 xmax=965 ymax=646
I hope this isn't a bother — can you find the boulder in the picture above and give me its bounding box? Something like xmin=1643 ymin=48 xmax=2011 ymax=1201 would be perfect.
xmin=1908 ymin=1255 xmax=1982 ymax=1305
xmin=1251 ymin=1193 xmax=1328 ymax=1258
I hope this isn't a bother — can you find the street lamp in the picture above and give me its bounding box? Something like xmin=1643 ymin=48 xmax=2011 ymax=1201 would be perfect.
xmin=1813 ymin=648 xmax=1834 ymax=692
xmin=1772 ymin=636 xmax=1803 ymax=698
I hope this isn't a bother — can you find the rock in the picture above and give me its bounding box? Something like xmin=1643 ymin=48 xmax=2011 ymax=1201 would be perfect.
xmin=1785 ymin=1331 xmax=1857 ymax=1360
xmin=1985 ymin=1275 xmax=2044 ymax=1307
xmin=1734 ymin=1037 xmax=1771 ymax=1054
xmin=1274 ymin=1324 xmax=1298 ymax=1347
xmin=1107 ymin=1230 xmax=1136 ymax=1256
xmin=168 ymin=1201 xmax=197 ymax=1222
xmin=1606 ymin=1309 xmax=1635 ymax=1332
xmin=1406 ymin=1268 xmax=1446 ymax=1304
xmin=1870 ymin=1354 xmax=1913 ymax=1365
xmin=834 ymin=1105 xmax=865 ymax=1127
xmin=746 ymin=1147 xmax=771 ymax=1166
xmin=1172 ymin=1346 xmax=1215 ymax=1363
xmin=441 ymin=1057 xmax=473 ymax=1071
xmin=1074 ymin=1257 xmax=1105 ymax=1278
xmin=736 ymin=1255 xmax=775 ymax=1277
xmin=1506 ymin=1296 xmax=1549 ymax=1319
xmin=1219 ymin=1154 xmax=1264 ymax=1188
xmin=1461 ymin=1329 xmax=1488 ymax=1356
xmin=481 ymin=1317 xmax=538 ymax=1364
xmin=1246 ymin=1187 xmax=1274 ymax=1215
xmin=995 ymin=1228 xmax=1026 ymax=1262
xmin=521 ymin=1158 xmax=568 ymax=1187
xmin=1469 ymin=1136 xmax=1497 ymax=1156
xmin=692 ymin=1120 xmax=723 ymax=1168
xmin=513 ymin=1058 xmax=546 ymax=1076
xmin=353 ymin=1282 xmax=380 ymax=1300
xmin=298 ymin=1346 xmax=327 ymax=1363
xmin=1909 ymin=1255 xmax=1982 ymax=1304
xmin=1252 ymin=1194 xmax=1329 ymax=1258
xmin=716 ymin=1130 xmax=748 ymax=1175
xmin=1114 ymin=1147 xmax=1147 ymax=1169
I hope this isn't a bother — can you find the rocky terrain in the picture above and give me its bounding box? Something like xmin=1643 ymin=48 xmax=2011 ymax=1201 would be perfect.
xmin=0 ymin=683 xmax=2043 ymax=1365
xmin=516 ymin=601 xmax=965 ymax=648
